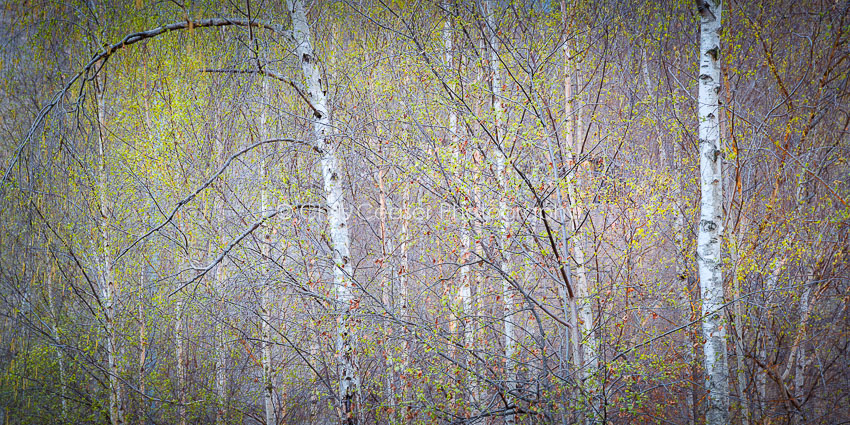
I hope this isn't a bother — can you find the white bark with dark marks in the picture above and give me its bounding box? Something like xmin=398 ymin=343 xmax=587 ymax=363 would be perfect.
xmin=286 ymin=0 xmax=358 ymax=422
xmin=214 ymin=260 xmax=228 ymax=425
xmin=697 ymin=0 xmax=729 ymax=423
xmin=96 ymin=79 xmax=125 ymax=425
xmin=258 ymin=77 xmax=277 ymax=425
xmin=484 ymin=2 xmax=517 ymax=422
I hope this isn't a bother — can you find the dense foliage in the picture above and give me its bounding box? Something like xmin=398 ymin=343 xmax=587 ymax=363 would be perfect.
xmin=0 ymin=0 xmax=848 ymax=424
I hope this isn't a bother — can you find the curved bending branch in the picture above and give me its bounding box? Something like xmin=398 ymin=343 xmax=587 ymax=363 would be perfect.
xmin=201 ymin=68 xmax=321 ymax=117
xmin=3 ymin=18 xmax=292 ymax=183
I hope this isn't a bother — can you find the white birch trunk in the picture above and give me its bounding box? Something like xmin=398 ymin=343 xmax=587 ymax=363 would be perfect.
xmin=137 ymin=263 xmax=147 ymax=425
xmin=398 ymin=182 xmax=411 ymax=421
xmin=793 ymin=284 xmax=811 ymax=404
xmin=175 ymin=298 xmax=186 ymax=425
xmin=260 ymin=289 xmax=275 ymax=425
xmin=670 ymin=80 xmax=696 ymax=425
xmin=287 ymin=0 xmax=358 ymax=421
xmin=562 ymin=19 xmax=594 ymax=376
xmin=96 ymin=82 xmax=125 ymax=425
xmin=443 ymin=6 xmax=476 ymax=411
xmin=470 ymin=35 xmax=489 ymax=410
xmin=484 ymin=2 xmax=517 ymax=421
xmin=547 ymin=131 xmax=581 ymax=419
xmin=560 ymin=6 xmax=598 ymax=414
xmin=377 ymin=166 xmax=398 ymax=409
xmin=399 ymin=183 xmax=410 ymax=371
xmin=214 ymin=260 xmax=228 ymax=425
xmin=557 ymin=6 xmax=592 ymax=423
xmin=696 ymin=1 xmax=729 ymax=423
xmin=258 ymin=78 xmax=277 ymax=425
xmin=782 ymin=266 xmax=815 ymax=413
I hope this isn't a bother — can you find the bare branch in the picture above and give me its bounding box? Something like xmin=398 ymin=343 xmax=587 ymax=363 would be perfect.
xmin=3 ymin=18 xmax=292 ymax=184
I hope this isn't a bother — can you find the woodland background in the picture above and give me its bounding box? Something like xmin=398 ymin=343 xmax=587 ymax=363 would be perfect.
xmin=0 ymin=0 xmax=848 ymax=424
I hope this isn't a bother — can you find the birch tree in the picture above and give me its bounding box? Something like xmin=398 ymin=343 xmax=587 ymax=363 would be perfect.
xmin=482 ymin=2 xmax=518 ymax=422
xmin=1 ymin=2 xmax=849 ymax=425
xmin=696 ymin=0 xmax=729 ymax=423
xmin=258 ymin=77 xmax=277 ymax=425
xmin=286 ymin=0 xmax=359 ymax=422
xmin=95 ymin=72 xmax=125 ymax=425
xmin=559 ymin=3 xmax=600 ymax=420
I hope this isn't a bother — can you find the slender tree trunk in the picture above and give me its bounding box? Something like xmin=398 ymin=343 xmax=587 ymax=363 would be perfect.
xmin=377 ymin=164 xmax=398 ymax=411
xmin=471 ymin=35 xmax=490 ymax=413
xmin=730 ymin=232 xmax=750 ymax=425
xmin=483 ymin=2 xmax=517 ymax=422
xmin=443 ymin=0 xmax=461 ymax=365
xmin=214 ymin=260 xmax=228 ymax=425
xmin=305 ymin=258 xmax=322 ymax=425
xmin=260 ymin=289 xmax=275 ymax=425
xmin=138 ymin=72 xmax=159 ymax=425
xmin=544 ymin=117 xmax=581 ymax=423
xmin=557 ymin=4 xmax=589 ymax=422
xmin=257 ymin=78 xmax=278 ymax=425
xmin=96 ymin=78 xmax=125 ymax=425
xmin=792 ymin=283 xmax=812 ymax=403
xmin=559 ymin=5 xmax=599 ymax=421
xmin=287 ymin=0 xmax=358 ymax=421
xmin=758 ymin=172 xmax=809 ymax=417
xmin=670 ymin=83 xmax=697 ymax=425
xmin=137 ymin=263 xmax=147 ymax=425
xmin=782 ymin=266 xmax=815 ymax=423
xmin=367 ymin=49 xmax=400 ymax=417
xmin=175 ymin=298 xmax=186 ymax=425
xmin=471 ymin=194 xmax=486 ymax=411
xmin=696 ymin=1 xmax=729 ymax=423
xmin=689 ymin=276 xmax=704 ymax=424
xmin=444 ymin=10 xmax=477 ymax=413
xmin=398 ymin=182 xmax=410 ymax=419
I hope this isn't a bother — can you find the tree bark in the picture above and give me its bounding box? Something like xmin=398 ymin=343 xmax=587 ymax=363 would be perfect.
xmin=137 ymin=262 xmax=147 ymax=425
xmin=96 ymin=76 xmax=125 ymax=425
xmin=444 ymin=10 xmax=477 ymax=412
xmin=286 ymin=0 xmax=358 ymax=422
xmin=696 ymin=1 xmax=730 ymax=423
xmin=483 ymin=2 xmax=518 ymax=422
xmin=782 ymin=266 xmax=816 ymax=424
xmin=214 ymin=260 xmax=228 ymax=425
xmin=560 ymin=5 xmax=599 ymax=422
xmin=258 ymin=77 xmax=278 ymax=425
xmin=175 ymin=297 xmax=186 ymax=425
xmin=557 ymin=4 xmax=593 ymax=422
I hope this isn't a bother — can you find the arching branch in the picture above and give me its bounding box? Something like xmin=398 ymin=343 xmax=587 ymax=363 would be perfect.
xmin=3 ymin=18 xmax=292 ymax=183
